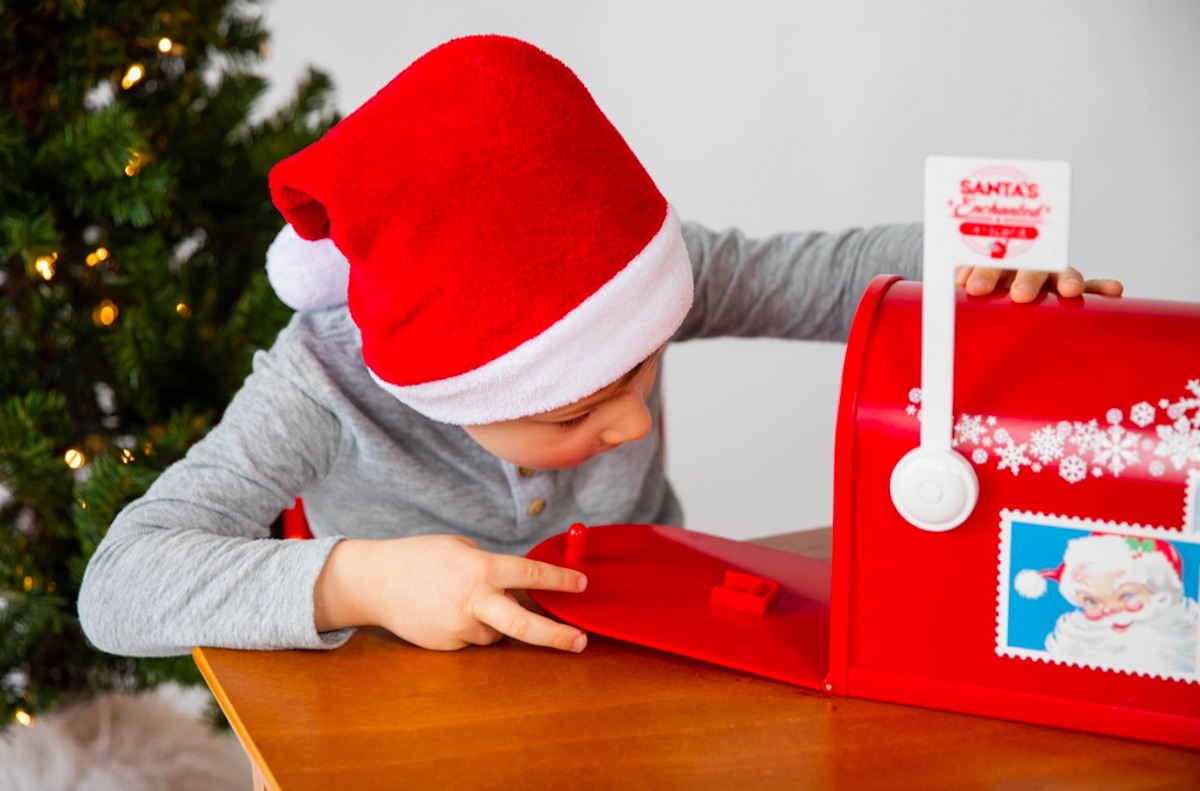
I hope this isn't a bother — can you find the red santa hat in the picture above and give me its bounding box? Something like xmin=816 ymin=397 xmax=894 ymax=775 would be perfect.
xmin=1014 ymin=532 xmax=1185 ymax=601
xmin=265 ymin=35 xmax=693 ymax=425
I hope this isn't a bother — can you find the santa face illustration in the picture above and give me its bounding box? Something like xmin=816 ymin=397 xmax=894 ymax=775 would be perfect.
xmin=1017 ymin=533 xmax=1199 ymax=675
xmin=1071 ymin=570 xmax=1153 ymax=631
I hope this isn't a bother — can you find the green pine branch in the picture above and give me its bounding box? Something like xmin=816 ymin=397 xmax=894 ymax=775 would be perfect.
xmin=0 ymin=0 xmax=339 ymax=728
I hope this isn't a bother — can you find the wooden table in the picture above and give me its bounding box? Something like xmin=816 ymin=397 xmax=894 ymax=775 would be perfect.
xmin=194 ymin=530 xmax=1200 ymax=790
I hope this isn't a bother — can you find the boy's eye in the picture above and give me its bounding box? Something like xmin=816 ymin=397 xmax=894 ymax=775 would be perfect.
xmin=554 ymin=412 xmax=592 ymax=430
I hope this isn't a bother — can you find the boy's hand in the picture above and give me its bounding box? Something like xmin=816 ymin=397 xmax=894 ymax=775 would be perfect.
xmin=956 ymin=266 xmax=1124 ymax=304
xmin=314 ymin=535 xmax=588 ymax=653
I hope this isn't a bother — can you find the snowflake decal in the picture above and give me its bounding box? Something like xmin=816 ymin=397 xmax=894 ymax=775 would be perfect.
xmin=898 ymin=377 xmax=1200 ymax=484
xmin=1060 ymin=455 xmax=1087 ymax=484
xmin=1029 ymin=425 xmax=1066 ymax=464
xmin=1130 ymin=401 xmax=1155 ymax=428
xmin=1091 ymin=423 xmax=1141 ymax=477
xmin=1069 ymin=420 xmax=1103 ymax=455
xmin=995 ymin=439 xmax=1032 ymax=476
xmin=954 ymin=414 xmax=987 ymax=447
xmin=1164 ymin=380 xmax=1200 ymax=427
xmin=1155 ymin=416 xmax=1200 ymax=470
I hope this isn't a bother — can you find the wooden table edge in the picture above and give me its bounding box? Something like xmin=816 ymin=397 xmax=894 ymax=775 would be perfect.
xmin=193 ymin=645 xmax=282 ymax=791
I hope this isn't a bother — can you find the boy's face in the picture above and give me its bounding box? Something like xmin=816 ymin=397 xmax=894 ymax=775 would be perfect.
xmin=463 ymin=348 xmax=663 ymax=470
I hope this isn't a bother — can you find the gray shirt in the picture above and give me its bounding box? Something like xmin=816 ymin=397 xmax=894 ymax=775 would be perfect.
xmin=78 ymin=221 xmax=922 ymax=657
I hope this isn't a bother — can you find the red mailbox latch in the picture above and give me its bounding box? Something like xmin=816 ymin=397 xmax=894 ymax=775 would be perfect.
xmin=710 ymin=570 xmax=779 ymax=616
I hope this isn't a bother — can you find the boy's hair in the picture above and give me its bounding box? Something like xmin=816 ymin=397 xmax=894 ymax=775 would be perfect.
xmin=265 ymin=35 xmax=694 ymax=425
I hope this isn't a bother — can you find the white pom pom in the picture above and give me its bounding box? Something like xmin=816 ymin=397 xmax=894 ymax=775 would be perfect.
xmin=1014 ymin=569 xmax=1048 ymax=599
xmin=266 ymin=224 xmax=350 ymax=310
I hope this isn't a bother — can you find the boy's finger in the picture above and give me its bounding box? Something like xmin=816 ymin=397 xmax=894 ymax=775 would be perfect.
xmin=1083 ymin=278 xmax=1124 ymax=297
xmin=491 ymin=555 xmax=588 ymax=593
xmin=962 ymin=267 xmax=1004 ymax=296
xmin=1051 ymin=266 xmax=1085 ymax=298
xmin=1009 ymin=270 xmax=1049 ymax=303
xmin=474 ymin=594 xmax=587 ymax=652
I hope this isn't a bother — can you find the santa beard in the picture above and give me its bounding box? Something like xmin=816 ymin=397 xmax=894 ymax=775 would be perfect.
xmin=1045 ymin=597 xmax=1199 ymax=675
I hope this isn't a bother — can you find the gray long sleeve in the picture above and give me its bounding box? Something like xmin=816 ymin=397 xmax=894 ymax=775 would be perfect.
xmin=77 ymin=221 xmax=923 ymax=657
xmin=676 ymin=221 xmax=922 ymax=343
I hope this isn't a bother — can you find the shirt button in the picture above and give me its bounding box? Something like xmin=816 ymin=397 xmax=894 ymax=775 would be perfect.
xmin=518 ymin=467 xmax=535 ymax=477
xmin=527 ymin=498 xmax=546 ymax=516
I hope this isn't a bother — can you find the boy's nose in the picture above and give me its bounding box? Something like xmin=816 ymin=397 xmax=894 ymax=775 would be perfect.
xmin=597 ymin=393 xmax=652 ymax=447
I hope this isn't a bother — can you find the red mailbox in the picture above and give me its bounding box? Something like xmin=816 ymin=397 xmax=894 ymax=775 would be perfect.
xmin=832 ymin=277 xmax=1200 ymax=748
xmin=529 ymin=157 xmax=1199 ymax=749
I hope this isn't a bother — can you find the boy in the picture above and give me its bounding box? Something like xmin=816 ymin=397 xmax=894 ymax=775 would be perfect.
xmin=78 ymin=35 xmax=1121 ymax=659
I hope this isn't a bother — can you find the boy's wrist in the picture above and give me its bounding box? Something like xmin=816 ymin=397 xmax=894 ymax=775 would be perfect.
xmin=313 ymin=539 xmax=377 ymax=632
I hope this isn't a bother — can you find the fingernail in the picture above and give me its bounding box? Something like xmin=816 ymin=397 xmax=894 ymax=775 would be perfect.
xmin=967 ymin=277 xmax=987 ymax=292
xmin=576 ymin=575 xmax=588 ymax=592
xmin=571 ymin=633 xmax=587 ymax=653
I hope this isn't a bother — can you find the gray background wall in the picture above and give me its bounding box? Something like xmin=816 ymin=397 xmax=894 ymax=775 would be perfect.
xmin=260 ymin=0 xmax=1200 ymax=539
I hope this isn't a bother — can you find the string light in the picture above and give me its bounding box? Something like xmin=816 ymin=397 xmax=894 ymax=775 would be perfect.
xmin=64 ymin=449 xmax=85 ymax=469
xmin=14 ymin=710 xmax=33 ymax=727
xmin=121 ymin=64 xmax=145 ymax=90
xmin=124 ymin=150 xmax=144 ymax=177
xmin=92 ymin=300 xmax=119 ymax=327
xmin=35 ymin=253 xmax=57 ymax=280
xmin=176 ymin=302 xmax=191 ymax=318
xmin=23 ymin=576 xmax=34 ymax=592
xmin=158 ymin=37 xmax=173 ymax=53
xmin=121 ymin=448 xmax=136 ymax=464
xmin=86 ymin=247 xmax=110 ymax=267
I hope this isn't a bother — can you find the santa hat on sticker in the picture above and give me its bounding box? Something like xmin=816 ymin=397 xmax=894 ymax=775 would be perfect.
xmin=1014 ymin=532 xmax=1185 ymax=600
xmin=265 ymin=35 xmax=694 ymax=425
xmin=1014 ymin=564 xmax=1064 ymax=600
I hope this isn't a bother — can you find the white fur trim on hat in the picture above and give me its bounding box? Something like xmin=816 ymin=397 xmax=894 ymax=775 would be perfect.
xmin=371 ymin=206 xmax=694 ymax=425
xmin=265 ymin=224 xmax=350 ymax=311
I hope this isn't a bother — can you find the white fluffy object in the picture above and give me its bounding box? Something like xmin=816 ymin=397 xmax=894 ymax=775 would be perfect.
xmin=266 ymin=224 xmax=350 ymax=310
xmin=1014 ymin=568 xmax=1048 ymax=599
xmin=0 ymin=684 xmax=249 ymax=791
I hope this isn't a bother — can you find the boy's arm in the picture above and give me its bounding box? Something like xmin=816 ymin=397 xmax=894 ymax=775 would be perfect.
xmin=77 ymin=342 xmax=349 ymax=657
xmin=79 ymin=327 xmax=589 ymax=658
xmin=674 ymin=222 xmax=923 ymax=344
xmin=674 ymin=222 xmax=1123 ymax=342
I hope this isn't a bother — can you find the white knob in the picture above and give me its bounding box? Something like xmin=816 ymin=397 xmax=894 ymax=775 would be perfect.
xmin=889 ymin=447 xmax=979 ymax=532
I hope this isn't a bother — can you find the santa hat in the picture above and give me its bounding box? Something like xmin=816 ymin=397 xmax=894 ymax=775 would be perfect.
xmin=1014 ymin=532 xmax=1185 ymax=600
xmin=265 ymin=35 xmax=693 ymax=425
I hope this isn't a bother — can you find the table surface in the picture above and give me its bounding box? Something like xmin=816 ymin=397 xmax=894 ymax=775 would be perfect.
xmin=194 ymin=529 xmax=1200 ymax=790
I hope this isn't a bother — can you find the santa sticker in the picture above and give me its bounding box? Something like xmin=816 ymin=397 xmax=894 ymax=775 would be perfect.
xmin=997 ymin=508 xmax=1200 ymax=683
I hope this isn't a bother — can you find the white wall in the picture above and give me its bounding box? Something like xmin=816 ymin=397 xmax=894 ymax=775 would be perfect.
xmin=259 ymin=0 xmax=1200 ymax=539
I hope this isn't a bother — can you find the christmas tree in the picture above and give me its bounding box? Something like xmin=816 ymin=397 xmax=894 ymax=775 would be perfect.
xmin=0 ymin=0 xmax=338 ymax=729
